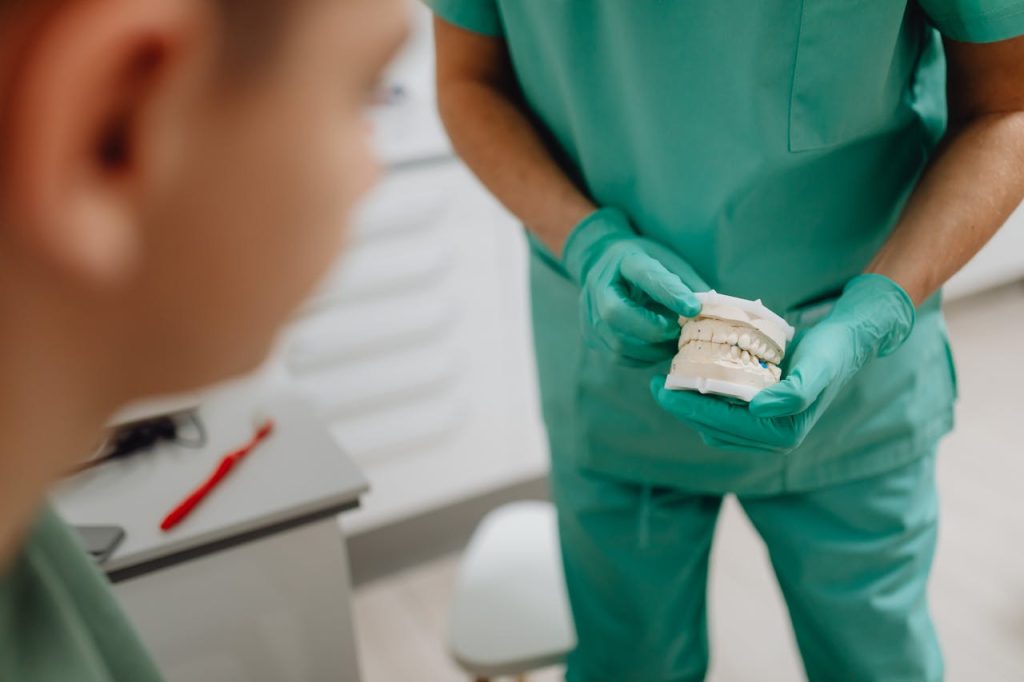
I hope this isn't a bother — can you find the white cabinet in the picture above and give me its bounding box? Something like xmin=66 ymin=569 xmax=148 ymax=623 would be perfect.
xmin=276 ymin=2 xmax=548 ymax=535
xmin=280 ymin=161 xmax=549 ymax=534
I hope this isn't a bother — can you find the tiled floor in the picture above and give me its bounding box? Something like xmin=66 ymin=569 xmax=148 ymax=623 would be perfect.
xmin=354 ymin=282 xmax=1024 ymax=682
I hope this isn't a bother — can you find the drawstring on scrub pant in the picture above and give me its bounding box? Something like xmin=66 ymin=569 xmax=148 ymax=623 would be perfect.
xmin=638 ymin=485 xmax=655 ymax=550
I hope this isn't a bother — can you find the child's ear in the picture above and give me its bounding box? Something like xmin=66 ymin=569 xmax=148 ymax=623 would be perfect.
xmin=0 ymin=0 xmax=207 ymax=287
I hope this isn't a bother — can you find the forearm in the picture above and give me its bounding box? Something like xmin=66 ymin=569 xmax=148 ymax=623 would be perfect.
xmin=437 ymin=78 xmax=595 ymax=256
xmin=867 ymin=112 xmax=1024 ymax=305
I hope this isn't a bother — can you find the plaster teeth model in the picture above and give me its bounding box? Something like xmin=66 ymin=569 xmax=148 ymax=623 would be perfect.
xmin=665 ymin=291 xmax=796 ymax=402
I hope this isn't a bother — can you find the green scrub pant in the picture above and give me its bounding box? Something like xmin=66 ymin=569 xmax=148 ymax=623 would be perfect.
xmin=551 ymin=453 xmax=942 ymax=682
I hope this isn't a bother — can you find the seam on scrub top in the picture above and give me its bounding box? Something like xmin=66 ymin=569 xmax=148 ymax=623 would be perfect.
xmin=786 ymin=0 xmax=808 ymax=153
xmin=569 ymin=333 xmax=588 ymax=467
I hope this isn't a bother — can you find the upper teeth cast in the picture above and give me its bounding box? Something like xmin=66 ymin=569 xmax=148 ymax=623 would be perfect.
xmin=678 ymin=317 xmax=783 ymax=365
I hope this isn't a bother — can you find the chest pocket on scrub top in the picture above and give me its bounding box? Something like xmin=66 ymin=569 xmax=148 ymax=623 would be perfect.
xmin=789 ymin=0 xmax=922 ymax=152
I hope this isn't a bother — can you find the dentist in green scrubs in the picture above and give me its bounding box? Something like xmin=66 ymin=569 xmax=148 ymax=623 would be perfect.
xmin=428 ymin=2 xmax=1024 ymax=680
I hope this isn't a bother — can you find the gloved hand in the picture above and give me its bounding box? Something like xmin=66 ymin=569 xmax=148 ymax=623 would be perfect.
xmin=563 ymin=207 xmax=709 ymax=366
xmin=650 ymin=274 xmax=916 ymax=452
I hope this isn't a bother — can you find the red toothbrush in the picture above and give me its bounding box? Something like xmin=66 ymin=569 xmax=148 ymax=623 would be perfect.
xmin=160 ymin=420 xmax=275 ymax=532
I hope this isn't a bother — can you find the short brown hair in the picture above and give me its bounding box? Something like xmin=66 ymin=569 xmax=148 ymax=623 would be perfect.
xmin=0 ymin=0 xmax=287 ymax=73
xmin=211 ymin=0 xmax=289 ymax=73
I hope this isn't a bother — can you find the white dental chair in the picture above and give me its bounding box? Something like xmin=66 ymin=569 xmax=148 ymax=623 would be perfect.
xmin=448 ymin=501 xmax=577 ymax=682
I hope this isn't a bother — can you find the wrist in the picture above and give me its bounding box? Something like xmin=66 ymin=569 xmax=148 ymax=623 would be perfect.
xmin=841 ymin=274 xmax=916 ymax=357
xmin=561 ymin=207 xmax=635 ymax=283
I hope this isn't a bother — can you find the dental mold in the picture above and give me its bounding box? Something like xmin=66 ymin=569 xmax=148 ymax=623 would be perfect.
xmin=665 ymin=291 xmax=796 ymax=402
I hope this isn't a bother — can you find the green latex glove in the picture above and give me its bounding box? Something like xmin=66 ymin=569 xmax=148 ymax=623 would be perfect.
xmin=650 ymin=274 xmax=917 ymax=452
xmin=563 ymin=207 xmax=709 ymax=366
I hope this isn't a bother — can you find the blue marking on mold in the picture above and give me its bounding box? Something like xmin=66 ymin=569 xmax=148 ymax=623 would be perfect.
xmin=759 ymin=360 xmax=768 ymax=368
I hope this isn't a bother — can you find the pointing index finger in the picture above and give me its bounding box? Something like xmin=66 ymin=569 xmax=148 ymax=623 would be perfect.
xmin=621 ymin=254 xmax=701 ymax=318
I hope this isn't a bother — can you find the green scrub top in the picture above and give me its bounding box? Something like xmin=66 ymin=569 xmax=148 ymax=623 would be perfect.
xmin=429 ymin=0 xmax=1024 ymax=494
xmin=0 ymin=507 xmax=162 ymax=682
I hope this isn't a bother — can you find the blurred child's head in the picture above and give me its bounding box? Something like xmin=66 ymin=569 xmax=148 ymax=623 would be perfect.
xmin=0 ymin=0 xmax=407 ymax=401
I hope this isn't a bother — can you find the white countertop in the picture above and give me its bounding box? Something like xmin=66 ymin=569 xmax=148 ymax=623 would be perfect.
xmin=52 ymin=384 xmax=367 ymax=581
